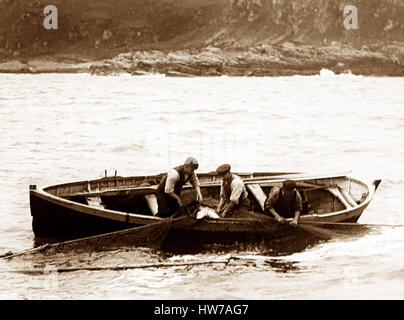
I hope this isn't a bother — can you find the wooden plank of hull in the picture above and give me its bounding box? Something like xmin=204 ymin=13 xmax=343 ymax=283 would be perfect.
xmin=300 ymin=207 xmax=365 ymax=223
xmin=31 ymin=189 xmax=162 ymax=225
xmin=30 ymin=190 xmax=133 ymax=239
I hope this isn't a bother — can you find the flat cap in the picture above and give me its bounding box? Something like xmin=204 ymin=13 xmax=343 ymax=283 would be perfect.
xmin=216 ymin=163 xmax=231 ymax=175
xmin=184 ymin=156 xmax=199 ymax=169
xmin=282 ymin=179 xmax=296 ymax=190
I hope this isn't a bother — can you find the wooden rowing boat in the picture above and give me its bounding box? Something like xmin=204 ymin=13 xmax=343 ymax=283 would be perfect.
xmin=29 ymin=171 xmax=381 ymax=247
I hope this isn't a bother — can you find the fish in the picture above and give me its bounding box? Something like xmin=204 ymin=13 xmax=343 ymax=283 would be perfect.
xmin=196 ymin=206 xmax=220 ymax=220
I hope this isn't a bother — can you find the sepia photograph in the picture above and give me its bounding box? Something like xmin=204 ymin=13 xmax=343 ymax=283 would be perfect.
xmin=0 ymin=0 xmax=403 ymax=305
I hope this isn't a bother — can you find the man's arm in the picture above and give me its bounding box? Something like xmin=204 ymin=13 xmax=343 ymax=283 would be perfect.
xmin=216 ymin=182 xmax=226 ymax=214
xmin=228 ymin=178 xmax=243 ymax=205
xmin=268 ymin=207 xmax=286 ymax=222
xmin=167 ymin=192 xmax=182 ymax=207
xmin=290 ymin=191 xmax=303 ymax=226
xmin=190 ymin=172 xmax=203 ymax=202
xmin=290 ymin=210 xmax=301 ymax=226
xmin=221 ymin=179 xmax=243 ymax=217
xmin=221 ymin=201 xmax=235 ymax=218
xmin=165 ymin=170 xmax=183 ymax=207
xmin=264 ymin=187 xmax=286 ymax=223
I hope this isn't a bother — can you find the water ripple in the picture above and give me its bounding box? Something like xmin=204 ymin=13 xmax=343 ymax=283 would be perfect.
xmin=1 ymin=74 xmax=404 ymax=299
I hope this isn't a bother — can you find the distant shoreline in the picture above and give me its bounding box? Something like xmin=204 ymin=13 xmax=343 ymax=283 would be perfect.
xmin=2 ymin=0 xmax=404 ymax=77
xmin=1 ymin=43 xmax=404 ymax=77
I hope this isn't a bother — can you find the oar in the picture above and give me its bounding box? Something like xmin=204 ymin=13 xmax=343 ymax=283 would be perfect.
xmin=254 ymin=214 xmax=344 ymax=240
xmin=297 ymin=220 xmax=404 ymax=239
xmin=299 ymin=221 xmax=404 ymax=228
xmin=2 ymin=214 xmax=194 ymax=259
xmin=295 ymin=222 xmax=342 ymax=240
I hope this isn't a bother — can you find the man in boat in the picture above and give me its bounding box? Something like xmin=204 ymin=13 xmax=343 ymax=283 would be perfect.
xmin=264 ymin=179 xmax=302 ymax=227
xmin=215 ymin=164 xmax=250 ymax=218
xmin=156 ymin=156 xmax=203 ymax=217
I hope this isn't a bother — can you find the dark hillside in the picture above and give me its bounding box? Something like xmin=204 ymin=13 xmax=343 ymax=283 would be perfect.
xmin=1 ymin=0 xmax=403 ymax=75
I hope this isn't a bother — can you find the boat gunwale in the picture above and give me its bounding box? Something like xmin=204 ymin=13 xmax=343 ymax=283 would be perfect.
xmin=42 ymin=171 xmax=300 ymax=197
xmin=30 ymin=173 xmax=379 ymax=226
xmin=298 ymin=175 xmax=376 ymax=222
xmin=43 ymin=171 xmax=352 ymax=197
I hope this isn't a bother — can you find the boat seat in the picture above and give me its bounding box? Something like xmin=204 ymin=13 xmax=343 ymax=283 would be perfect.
xmin=86 ymin=196 xmax=105 ymax=209
xmin=338 ymin=187 xmax=359 ymax=207
xmin=246 ymin=184 xmax=267 ymax=211
xmin=145 ymin=194 xmax=158 ymax=216
xmin=326 ymin=187 xmax=353 ymax=209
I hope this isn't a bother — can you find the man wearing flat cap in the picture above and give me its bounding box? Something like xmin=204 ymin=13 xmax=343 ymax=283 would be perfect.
xmin=215 ymin=164 xmax=250 ymax=218
xmin=264 ymin=179 xmax=302 ymax=226
xmin=156 ymin=156 xmax=203 ymax=217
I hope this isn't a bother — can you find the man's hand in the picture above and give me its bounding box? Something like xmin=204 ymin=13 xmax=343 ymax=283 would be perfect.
xmin=290 ymin=218 xmax=298 ymax=227
xmin=290 ymin=211 xmax=300 ymax=228
xmin=275 ymin=215 xmax=286 ymax=224
xmin=196 ymin=192 xmax=203 ymax=203
xmin=268 ymin=208 xmax=285 ymax=224
xmin=223 ymin=201 xmax=235 ymax=216
xmin=168 ymin=192 xmax=183 ymax=208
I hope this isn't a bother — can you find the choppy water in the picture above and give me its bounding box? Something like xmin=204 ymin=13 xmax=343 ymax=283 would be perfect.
xmin=0 ymin=72 xmax=404 ymax=299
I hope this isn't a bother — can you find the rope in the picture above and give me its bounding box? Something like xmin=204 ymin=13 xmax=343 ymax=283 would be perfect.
xmin=0 ymin=257 xmax=235 ymax=274
xmin=300 ymin=221 xmax=404 ymax=228
xmin=1 ymin=216 xmax=193 ymax=260
xmin=0 ymin=255 xmax=296 ymax=274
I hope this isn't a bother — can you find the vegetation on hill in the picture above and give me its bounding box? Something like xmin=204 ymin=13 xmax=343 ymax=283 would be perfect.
xmin=1 ymin=0 xmax=403 ymax=75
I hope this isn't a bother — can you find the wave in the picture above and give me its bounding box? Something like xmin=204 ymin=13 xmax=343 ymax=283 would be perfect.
xmin=113 ymin=116 xmax=132 ymax=121
xmin=319 ymin=68 xmax=364 ymax=79
xmin=111 ymin=143 xmax=144 ymax=153
xmin=292 ymin=68 xmax=364 ymax=79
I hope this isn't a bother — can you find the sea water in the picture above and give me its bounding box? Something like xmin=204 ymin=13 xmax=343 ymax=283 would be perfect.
xmin=0 ymin=72 xmax=403 ymax=299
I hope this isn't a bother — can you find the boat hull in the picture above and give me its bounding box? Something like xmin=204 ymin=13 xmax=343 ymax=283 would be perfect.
xmin=30 ymin=190 xmax=132 ymax=240
xmin=29 ymin=172 xmax=379 ymax=246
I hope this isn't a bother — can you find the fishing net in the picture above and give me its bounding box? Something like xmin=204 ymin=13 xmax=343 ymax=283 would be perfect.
xmin=7 ymin=220 xmax=175 ymax=258
xmin=5 ymin=199 xmax=373 ymax=259
xmin=199 ymin=198 xmax=267 ymax=220
xmin=50 ymin=221 xmax=174 ymax=251
xmin=198 ymin=198 xmax=282 ymax=234
xmin=198 ymin=198 xmax=372 ymax=240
